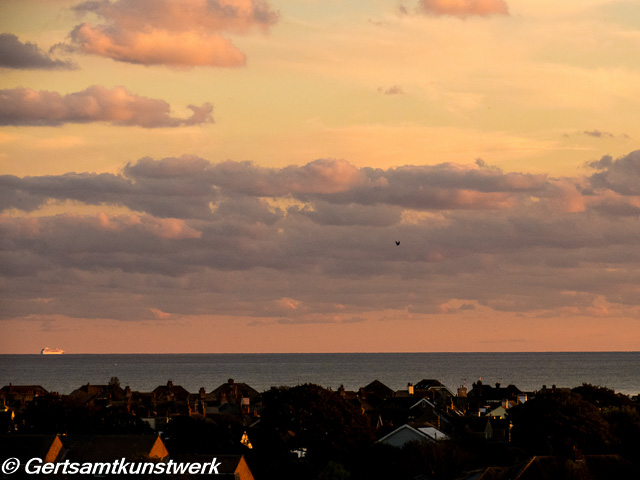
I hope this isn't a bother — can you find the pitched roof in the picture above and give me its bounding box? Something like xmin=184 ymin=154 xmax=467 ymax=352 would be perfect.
xmin=68 ymin=383 xmax=125 ymax=402
xmin=211 ymin=379 xmax=260 ymax=403
xmin=414 ymin=379 xmax=444 ymax=389
xmin=152 ymin=381 xmax=191 ymax=401
xmin=377 ymin=423 xmax=449 ymax=447
xmin=361 ymin=380 xmax=394 ymax=398
xmin=62 ymin=435 xmax=168 ymax=462
xmin=0 ymin=385 xmax=49 ymax=396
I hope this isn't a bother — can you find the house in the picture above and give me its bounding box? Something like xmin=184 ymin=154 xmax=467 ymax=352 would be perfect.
xmin=465 ymin=381 xmax=523 ymax=415
xmin=459 ymin=416 xmax=513 ymax=442
xmin=468 ymin=381 xmax=522 ymax=403
xmin=394 ymin=379 xmax=455 ymax=409
xmin=210 ymin=379 xmax=261 ymax=415
xmin=211 ymin=379 xmax=260 ymax=403
xmin=359 ymin=380 xmax=395 ymax=402
xmin=373 ymin=395 xmax=456 ymax=435
xmin=68 ymin=379 xmax=126 ymax=407
xmin=152 ymin=380 xmax=191 ymax=403
xmin=0 ymin=434 xmax=66 ymax=463
xmin=62 ymin=434 xmax=169 ymax=463
xmin=377 ymin=424 xmax=449 ymax=448
xmin=0 ymin=385 xmax=52 ymax=409
xmin=487 ymin=405 xmax=508 ymax=419
xmin=149 ymin=380 xmax=192 ymax=417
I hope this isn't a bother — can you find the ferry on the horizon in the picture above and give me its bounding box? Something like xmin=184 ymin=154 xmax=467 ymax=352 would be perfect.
xmin=40 ymin=347 xmax=64 ymax=355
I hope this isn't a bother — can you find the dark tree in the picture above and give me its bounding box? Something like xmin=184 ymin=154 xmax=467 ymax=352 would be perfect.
xmin=163 ymin=416 xmax=242 ymax=454
xmin=572 ymin=383 xmax=632 ymax=409
xmin=261 ymin=384 xmax=375 ymax=457
xmin=510 ymin=391 xmax=613 ymax=457
xmin=603 ymin=406 xmax=640 ymax=463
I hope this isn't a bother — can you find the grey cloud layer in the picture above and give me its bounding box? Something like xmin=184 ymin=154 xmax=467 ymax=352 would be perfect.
xmin=2 ymin=152 xmax=640 ymax=322
xmin=0 ymin=86 xmax=213 ymax=127
xmin=1 ymin=156 xmax=552 ymax=216
xmin=0 ymin=34 xmax=76 ymax=70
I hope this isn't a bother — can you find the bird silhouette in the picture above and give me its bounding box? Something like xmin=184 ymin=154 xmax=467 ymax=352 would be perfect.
xmin=395 ymin=241 xmax=400 ymax=245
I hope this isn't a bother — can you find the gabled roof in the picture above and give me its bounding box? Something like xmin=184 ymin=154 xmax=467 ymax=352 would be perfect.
xmin=211 ymin=379 xmax=260 ymax=402
xmin=414 ymin=379 xmax=444 ymax=389
xmin=487 ymin=406 xmax=508 ymax=418
xmin=63 ymin=435 xmax=168 ymax=462
xmin=0 ymin=385 xmax=49 ymax=396
xmin=361 ymin=380 xmax=395 ymax=398
xmin=152 ymin=381 xmax=191 ymax=401
xmin=68 ymin=383 xmax=125 ymax=402
xmin=415 ymin=426 xmax=450 ymax=441
xmin=410 ymin=397 xmax=436 ymax=410
xmin=377 ymin=423 xmax=449 ymax=447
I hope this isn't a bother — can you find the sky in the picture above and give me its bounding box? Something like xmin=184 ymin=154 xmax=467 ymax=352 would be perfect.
xmin=1 ymin=0 xmax=639 ymax=354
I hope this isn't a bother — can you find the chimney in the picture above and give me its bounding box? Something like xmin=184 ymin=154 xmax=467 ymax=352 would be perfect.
xmin=407 ymin=383 xmax=414 ymax=396
xmin=458 ymin=384 xmax=467 ymax=397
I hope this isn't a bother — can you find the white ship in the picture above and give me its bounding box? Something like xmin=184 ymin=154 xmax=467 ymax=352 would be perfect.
xmin=40 ymin=347 xmax=64 ymax=355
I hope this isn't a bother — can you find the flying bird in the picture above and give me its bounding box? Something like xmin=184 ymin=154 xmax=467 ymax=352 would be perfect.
xmin=395 ymin=241 xmax=400 ymax=245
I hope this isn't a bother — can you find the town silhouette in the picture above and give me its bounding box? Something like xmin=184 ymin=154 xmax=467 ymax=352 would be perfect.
xmin=2 ymin=377 xmax=638 ymax=479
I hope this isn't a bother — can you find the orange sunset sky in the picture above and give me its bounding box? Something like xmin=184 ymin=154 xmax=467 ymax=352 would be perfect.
xmin=1 ymin=0 xmax=640 ymax=353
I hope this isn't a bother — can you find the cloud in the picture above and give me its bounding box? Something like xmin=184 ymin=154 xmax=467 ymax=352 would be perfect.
xmin=0 ymin=34 xmax=76 ymax=70
xmin=0 ymin=86 xmax=213 ymax=127
xmin=208 ymin=158 xmax=372 ymax=196
xmin=378 ymin=85 xmax=404 ymax=95
xmin=64 ymin=0 xmax=279 ymax=67
xmin=4 ymin=153 xmax=640 ymax=323
xmin=1 ymin=157 xmax=553 ymax=218
xmin=564 ymin=130 xmax=630 ymax=140
xmin=583 ymin=129 xmax=615 ymax=139
xmin=66 ymin=24 xmax=247 ymax=67
xmin=587 ymin=150 xmax=640 ymax=196
xmin=417 ymin=0 xmax=509 ymax=18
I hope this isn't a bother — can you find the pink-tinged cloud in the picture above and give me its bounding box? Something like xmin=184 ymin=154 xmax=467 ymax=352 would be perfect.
xmin=0 ymin=213 xmax=201 ymax=241
xmin=418 ymin=0 xmax=509 ymax=18
xmin=93 ymin=213 xmax=202 ymax=239
xmin=66 ymin=0 xmax=279 ymax=67
xmin=0 ymin=85 xmax=213 ymax=127
xmin=211 ymin=158 xmax=373 ymax=196
xmin=6 ymin=152 xmax=640 ymax=326
xmin=69 ymin=24 xmax=246 ymax=67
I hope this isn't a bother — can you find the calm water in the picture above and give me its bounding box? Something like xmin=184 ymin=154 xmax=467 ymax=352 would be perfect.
xmin=0 ymin=352 xmax=638 ymax=396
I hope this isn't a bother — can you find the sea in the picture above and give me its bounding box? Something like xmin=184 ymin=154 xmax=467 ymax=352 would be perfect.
xmin=0 ymin=352 xmax=638 ymax=396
